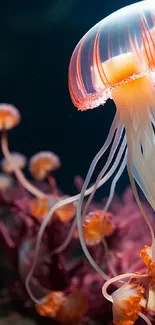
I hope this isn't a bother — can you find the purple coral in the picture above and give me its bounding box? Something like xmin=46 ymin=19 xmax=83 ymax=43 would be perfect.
xmin=0 ymin=181 xmax=154 ymax=324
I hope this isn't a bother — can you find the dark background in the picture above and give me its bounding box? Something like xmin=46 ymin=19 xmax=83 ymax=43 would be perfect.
xmin=0 ymin=0 xmax=138 ymax=197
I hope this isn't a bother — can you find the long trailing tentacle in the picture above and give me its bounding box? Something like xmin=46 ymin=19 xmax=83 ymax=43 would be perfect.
xmin=25 ymin=112 xmax=120 ymax=301
xmin=53 ymin=128 xmax=126 ymax=256
xmin=138 ymin=312 xmax=152 ymax=325
xmin=83 ymin=129 xmax=126 ymax=215
xmin=102 ymin=272 xmax=148 ymax=302
xmin=76 ymin=146 xmax=127 ymax=280
xmin=52 ymin=216 xmax=77 ymax=255
xmin=83 ymin=125 xmax=124 ymax=216
xmin=125 ymin=113 xmax=155 ymax=242
xmin=129 ymin=108 xmax=155 ymax=212
xmin=101 ymin=148 xmax=127 ymax=217
xmin=52 ymin=144 xmax=127 ymax=257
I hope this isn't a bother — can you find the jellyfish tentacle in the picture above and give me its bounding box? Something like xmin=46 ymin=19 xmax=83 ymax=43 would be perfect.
xmin=76 ymin=147 xmax=127 ymax=280
xmin=138 ymin=312 xmax=152 ymax=325
xmin=83 ymin=125 xmax=124 ymax=216
xmin=25 ymin=112 xmax=120 ymax=301
xmin=1 ymin=131 xmax=45 ymax=199
xmin=128 ymin=161 xmax=154 ymax=241
xmin=52 ymin=128 xmax=125 ymax=256
xmin=125 ymin=121 xmax=155 ymax=242
xmin=127 ymin=108 xmax=155 ymax=211
xmin=101 ymin=148 xmax=127 ymax=217
xmin=52 ymin=216 xmax=77 ymax=255
xmin=131 ymin=120 xmax=155 ymax=208
xmin=102 ymin=272 xmax=148 ymax=302
xmin=100 ymin=150 xmax=127 ymax=276
xmin=52 ymin=144 xmax=127 ymax=257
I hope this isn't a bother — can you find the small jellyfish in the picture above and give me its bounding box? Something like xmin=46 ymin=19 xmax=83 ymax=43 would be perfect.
xmin=0 ymin=103 xmax=20 ymax=129
xmin=0 ymin=173 xmax=14 ymax=190
xmin=29 ymin=151 xmax=61 ymax=181
xmin=36 ymin=291 xmax=66 ymax=317
xmin=30 ymin=197 xmax=50 ymax=221
xmin=0 ymin=104 xmax=45 ymax=199
xmin=55 ymin=195 xmax=76 ymax=222
xmin=1 ymin=152 xmax=27 ymax=174
xmin=56 ymin=289 xmax=88 ymax=325
xmin=80 ymin=210 xmax=114 ymax=246
xmin=30 ymin=194 xmax=76 ymax=223
xmin=36 ymin=289 xmax=88 ymax=325
xmin=108 ymin=282 xmax=145 ymax=325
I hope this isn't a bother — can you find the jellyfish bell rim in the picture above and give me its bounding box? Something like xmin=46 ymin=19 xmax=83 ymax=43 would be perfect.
xmin=69 ymin=69 xmax=155 ymax=111
xmin=29 ymin=151 xmax=61 ymax=180
xmin=68 ymin=0 xmax=155 ymax=111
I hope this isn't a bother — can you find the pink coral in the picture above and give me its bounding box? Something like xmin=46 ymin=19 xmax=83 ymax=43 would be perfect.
xmin=0 ymin=182 xmax=154 ymax=324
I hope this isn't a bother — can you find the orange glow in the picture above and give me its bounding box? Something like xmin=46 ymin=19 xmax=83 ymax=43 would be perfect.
xmin=56 ymin=198 xmax=76 ymax=222
xmin=29 ymin=151 xmax=61 ymax=180
xmin=145 ymin=282 xmax=155 ymax=312
xmin=104 ymin=53 xmax=139 ymax=86
xmin=140 ymin=245 xmax=155 ymax=280
xmin=82 ymin=210 xmax=114 ymax=246
xmin=112 ymin=283 xmax=145 ymax=325
xmin=0 ymin=104 xmax=20 ymax=130
xmin=36 ymin=291 xmax=66 ymax=317
xmin=57 ymin=289 xmax=88 ymax=325
xmin=30 ymin=197 xmax=49 ymax=220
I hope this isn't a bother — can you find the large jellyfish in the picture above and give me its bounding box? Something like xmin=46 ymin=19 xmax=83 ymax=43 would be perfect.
xmin=26 ymin=0 xmax=155 ymax=302
xmin=69 ymin=0 xmax=155 ymax=260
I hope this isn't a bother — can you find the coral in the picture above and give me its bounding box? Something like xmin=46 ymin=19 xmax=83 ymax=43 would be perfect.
xmin=0 ymin=180 xmax=154 ymax=324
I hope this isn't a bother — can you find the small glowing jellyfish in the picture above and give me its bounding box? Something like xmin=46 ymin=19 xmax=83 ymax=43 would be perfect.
xmin=1 ymin=152 xmax=27 ymax=174
xmin=36 ymin=289 xmax=88 ymax=324
xmin=0 ymin=173 xmax=14 ymax=190
xmin=36 ymin=291 xmax=66 ymax=317
xmin=80 ymin=210 xmax=114 ymax=246
xmin=29 ymin=151 xmax=61 ymax=181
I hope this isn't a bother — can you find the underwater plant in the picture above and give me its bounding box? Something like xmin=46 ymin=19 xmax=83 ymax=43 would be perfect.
xmin=1 ymin=180 xmax=154 ymax=324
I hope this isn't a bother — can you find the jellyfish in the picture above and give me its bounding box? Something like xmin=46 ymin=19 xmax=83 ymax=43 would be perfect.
xmin=1 ymin=152 xmax=27 ymax=174
xmin=0 ymin=173 xmax=14 ymax=190
xmin=68 ymin=0 xmax=155 ymax=272
xmin=26 ymin=0 xmax=155 ymax=304
xmin=76 ymin=210 xmax=114 ymax=246
xmin=29 ymin=151 xmax=61 ymax=182
xmin=68 ymin=1 xmax=155 ymax=324
xmin=36 ymin=289 xmax=88 ymax=324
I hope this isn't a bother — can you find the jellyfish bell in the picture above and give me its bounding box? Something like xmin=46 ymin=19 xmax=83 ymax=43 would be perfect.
xmin=1 ymin=152 xmax=27 ymax=174
xmin=0 ymin=173 xmax=14 ymax=190
xmin=29 ymin=151 xmax=61 ymax=181
xmin=0 ymin=104 xmax=21 ymax=130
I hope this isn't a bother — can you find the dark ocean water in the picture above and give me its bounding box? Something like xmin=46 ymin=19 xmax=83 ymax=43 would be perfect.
xmin=0 ymin=0 xmax=138 ymax=195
